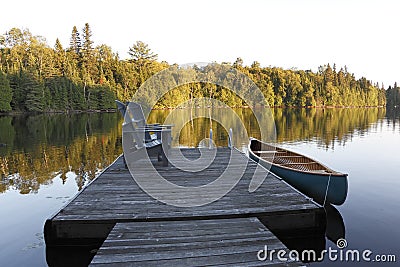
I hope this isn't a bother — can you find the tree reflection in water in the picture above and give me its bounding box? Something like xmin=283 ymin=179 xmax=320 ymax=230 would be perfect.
xmin=0 ymin=107 xmax=387 ymax=195
xmin=0 ymin=113 xmax=123 ymax=194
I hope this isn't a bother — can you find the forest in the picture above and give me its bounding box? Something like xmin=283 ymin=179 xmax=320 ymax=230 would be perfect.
xmin=0 ymin=24 xmax=396 ymax=113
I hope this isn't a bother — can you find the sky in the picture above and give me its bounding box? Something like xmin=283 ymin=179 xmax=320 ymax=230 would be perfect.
xmin=1 ymin=0 xmax=399 ymax=87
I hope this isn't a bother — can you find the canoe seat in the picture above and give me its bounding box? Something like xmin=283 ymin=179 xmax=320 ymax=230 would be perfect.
xmin=281 ymin=162 xmax=317 ymax=165
xmin=280 ymin=162 xmax=327 ymax=172
xmin=253 ymin=151 xmax=286 ymax=154
xmin=277 ymin=156 xmax=303 ymax=158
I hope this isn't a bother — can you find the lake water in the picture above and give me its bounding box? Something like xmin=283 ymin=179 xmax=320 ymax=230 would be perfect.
xmin=0 ymin=108 xmax=399 ymax=266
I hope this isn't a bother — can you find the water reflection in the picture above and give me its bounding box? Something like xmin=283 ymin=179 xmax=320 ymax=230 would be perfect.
xmin=325 ymin=204 xmax=345 ymax=244
xmin=258 ymin=204 xmax=346 ymax=263
xmin=149 ymin=107 xmax=386 ymax=150
xmin=0 ymin=108 xmax=387 ymax=195
xmin=386 ymin=107 xmax=400 ymax=128
xmin=0 ymin=113 xmax=123 ymax=194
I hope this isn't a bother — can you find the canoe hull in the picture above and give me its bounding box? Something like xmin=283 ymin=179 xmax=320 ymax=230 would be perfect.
xmin=249 ymin=139 xmax=348 ymax=205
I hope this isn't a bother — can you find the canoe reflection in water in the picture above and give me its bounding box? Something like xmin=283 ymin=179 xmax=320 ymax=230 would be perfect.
xmin=325 ymin=204 xmax=346 ymax=244
xmin=259 ymin=204 xmax=345 ymax=263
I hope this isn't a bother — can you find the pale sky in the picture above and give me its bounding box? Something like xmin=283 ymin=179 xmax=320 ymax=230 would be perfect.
xmin=1 ymin=0 xmax=399 ymax=87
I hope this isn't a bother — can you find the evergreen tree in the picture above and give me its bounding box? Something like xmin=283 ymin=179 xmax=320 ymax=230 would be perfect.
xmin=46 ymin=76 xmax=69 ymax=110
xmin=128 ymin=41 xmax=158 ymax=84
xmin=387 ymin=82 xmax=400 ymax=107
xmin=128 ymin=41 xmax=158 ymax=63
xmin=66 ymin=26 xmax=82 ymax=83
xmin=8 ymin=72 xmax=26 ymax=111
xmin=0 ymin=71 xmax=12 ymax=111
xmin=54 ymin=38 xmax=66 ymax=76
xmin=81 ymin=23 xmax=97 ymax=83
xmin=22 ymin=72 xmax=45 ymax=112
xmin=69 ymin=26 xmax=81 ymax=55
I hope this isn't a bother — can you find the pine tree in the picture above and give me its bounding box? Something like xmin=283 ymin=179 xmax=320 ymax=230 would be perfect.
xmin=393 ymin=82 xmax=399 ymax=107
xmin=81 ymin=23 xmax=97 ymax=84
xmin=128 ymin=41 xmax=158 ymax=63
xmin=0 ymin=71 xmax=12 ymax=111
xmin=69 ymin=26 xmax=81 ymax=55
xmin=8 ymin=72 xmax=26 ymax=111
xmin=23 ymin=72 xmax=45 ymax=112
xmin=82 ymin=23 xmax=93 ymax=53
xmin=128 ymin=41 xmax=158 ymax=84
xmin=54 ymin=38 xmax=66 ymax=76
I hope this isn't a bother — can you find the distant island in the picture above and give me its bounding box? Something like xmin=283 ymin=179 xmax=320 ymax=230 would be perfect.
xmin=0 ymin=24 xmax=399 ymax=113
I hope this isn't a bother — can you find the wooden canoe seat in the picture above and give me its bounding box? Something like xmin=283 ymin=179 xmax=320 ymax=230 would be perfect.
xmin=280 ymin=162 xmax=317 ymax=165
xmin=279 ymin=162 xmax=327 ymax=172
xmin=253 ymin=151 xmax=286 ymax=154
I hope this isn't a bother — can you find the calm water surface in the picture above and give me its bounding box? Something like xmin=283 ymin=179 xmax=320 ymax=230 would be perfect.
xmin=0 ymin=108 xmax=399 ymax=266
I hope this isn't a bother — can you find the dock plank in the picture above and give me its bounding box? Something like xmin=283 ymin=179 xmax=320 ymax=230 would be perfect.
xmin=45 ymin=148 xmax=322 ymax=246
xmin=89 ymin=218 xmax=304 ymax=266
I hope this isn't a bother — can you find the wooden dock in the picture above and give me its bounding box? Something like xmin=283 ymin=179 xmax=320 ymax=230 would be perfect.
xmin=44 ymin=148 xmax=324 ymax=266
xmin=90 ymin=218 xmax=304 ymax=266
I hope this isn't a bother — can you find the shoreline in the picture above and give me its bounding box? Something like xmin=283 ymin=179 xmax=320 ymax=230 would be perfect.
xmin=1 ymin=105 xmax=395 ymax=115
xmin=132 ymin=105 xmax=389 ymax=110
xmin=0 ymin=109 xmax=117 ymax=116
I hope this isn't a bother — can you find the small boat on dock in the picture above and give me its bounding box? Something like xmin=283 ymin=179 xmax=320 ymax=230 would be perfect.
xmin=248 ymin=138 xmax=348 ymax=205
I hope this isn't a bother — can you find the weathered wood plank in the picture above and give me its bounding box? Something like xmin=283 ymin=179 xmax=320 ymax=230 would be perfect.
xmin=90 ymin=218 xmax=304 ymax=266
xmin=45 ymin=148 xmax=322 ymax=246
